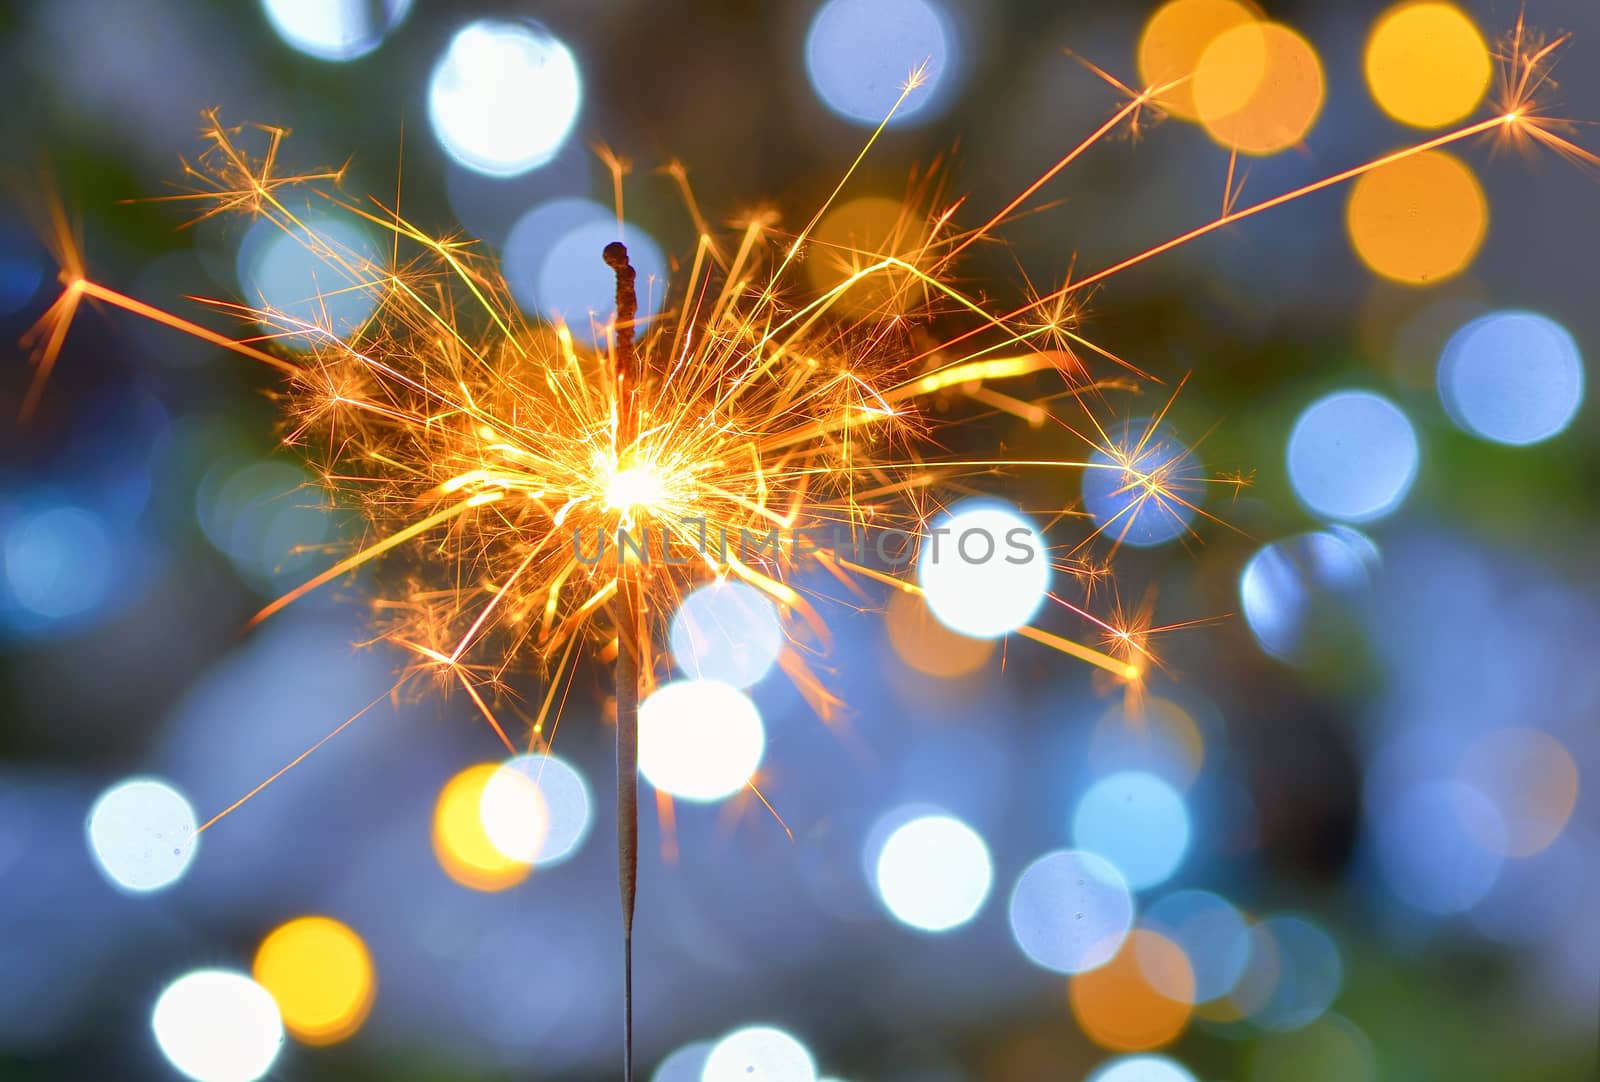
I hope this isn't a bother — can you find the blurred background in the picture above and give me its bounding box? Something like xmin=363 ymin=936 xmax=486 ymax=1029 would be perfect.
xmin=2 ymin=1 xmax=1598 ymax=1080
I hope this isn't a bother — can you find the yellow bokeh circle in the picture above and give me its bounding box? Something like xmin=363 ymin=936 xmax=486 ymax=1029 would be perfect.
xmin=1365 ymin=2 xmax=1492 ymax=129
xmin=1346 ymin=150 xmax=1488 ymax=285
xmin=433 ymin=762 xmax=533 ymax=892
xmin=885 ymin=588 xmax=995 ymax=679
xmin=1068 ymin=930 xmax=1195 ymax=1051
xmin=253 ymin=916 xmax=376 ymax=1046
xmin=1194 ymin=22 xmax=1325 ymax=155
xmin=1137 ymin=0 xmax=1260 ymax=120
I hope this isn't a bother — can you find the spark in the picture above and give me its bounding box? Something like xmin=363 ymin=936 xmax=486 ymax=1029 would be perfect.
xmin=15 ymin=26 xmax=1596 ymax=1079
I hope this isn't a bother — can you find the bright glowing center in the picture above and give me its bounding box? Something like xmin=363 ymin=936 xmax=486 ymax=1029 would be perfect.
xmin=605 ymin=462 xmax=669 ymax=511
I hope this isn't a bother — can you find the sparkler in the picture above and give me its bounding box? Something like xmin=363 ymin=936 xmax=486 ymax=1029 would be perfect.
xmin=16 ymin=16 xmax=1594 ymax=1078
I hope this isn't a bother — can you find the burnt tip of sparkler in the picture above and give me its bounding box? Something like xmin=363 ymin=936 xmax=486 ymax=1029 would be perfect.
xmin=603 ymin=241 xmax=634 ymax=275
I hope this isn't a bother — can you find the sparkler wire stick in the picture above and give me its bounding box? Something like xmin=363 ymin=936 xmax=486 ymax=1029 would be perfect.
xmin=604 ymin=240 xmax=642 ymax=1082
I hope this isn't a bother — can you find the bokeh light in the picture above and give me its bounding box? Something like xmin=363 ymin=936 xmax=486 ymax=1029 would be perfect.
xmin=805 ymin=196 xmax=916 ymax=311
xmin=1083 ymin=420 xmax=1203 ymax=548
xmin=485 ymin=753 xmax=593 ymax=866
xmin=1137 ymin=0 xmax=1259 ymax=121
xmin=1364 ymin=2 xmax=1491 ymax=129
xmin=196 ymin=459 xmax=333 ymax=589
xmin=86 ymin=777 xmax=198 ymax=893
xmin=638 ymin=679 xmax=765 ymax=802
xmin=1009 ymin=849 xmax=1135 ymax=974
xmin=1194 ymin=22 xmax=1324 ymax=155
xmin=1087 ymin=1056 xmax=1198 ymax=1082
xmin=236 ymin=215 xmax=380 ymax=345
xmin=1286 ymin=391 xmax=1419 ymax=523
xmin=1369 ymin=778 xmax=1505 ymax=915
xmin=1239 ymin=527 xmax=1380 ymax=660
xmin=1438 ymin=310 xmax=1585 ymax=445
xmin=804 ymin=0 xmax=953 ymax=127
xmin=1070 ymin=930 xmax=1195 ymax=1051
xmin=1232 ymin=915 xmax=1343 ymax=1030
xmin=478 ymin=756 xmax=551 ymax=865
xmin=870 ymin=810 xmax=993 ymax=932
xmin=1141 ymin=890 xmax=1251 ymax=1003
xmin=1088 ymin=698 xmax=1207 ymax=791
xmin=535 ymin=217 xmax=667 ymax=331
xmin=151 ymin=970 xmax=284 ymax=1082
xmin=1457 ymin=727 xmax=1578 ymax=857
xmin=433 ymin=763 xmax=533 ymax=892
xmin=252 ymin=916 xmax=375 ymax=1046
xmin=260 ymin=0 xmax=412 ymax=62
xmin=884 ymin=588 xmax=994 ymax=678
xmin=2 ymin=504 xmax=112 ymax=622
xmin=670 ymin=580 xmax=784 ymax=688
xmin=917 ymin=503 xmax=1049 ymax=639
xmin=703 ymin=1025 xmax=817 ymax=1082
xmin=428 ymin=19 xmax=582 ymax=177
xmin=1072 ymin=771 xmax=1192 ymax=891
xmin=651 ymin=1040 xmax=713 ymax=1082
xmin=0 ymin=220 xmax=44 ymax=317
xmin=1346 ymin=150 xmax=1487 ymax=285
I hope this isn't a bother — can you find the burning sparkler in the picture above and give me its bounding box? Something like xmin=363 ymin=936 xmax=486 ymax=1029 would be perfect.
xmin=16 ymin=14 xmax=1595 ymax=1078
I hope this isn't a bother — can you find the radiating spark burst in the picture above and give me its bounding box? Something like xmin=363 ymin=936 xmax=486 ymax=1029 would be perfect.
xmin=14 ymin=26 xmax=1596 ymax=1077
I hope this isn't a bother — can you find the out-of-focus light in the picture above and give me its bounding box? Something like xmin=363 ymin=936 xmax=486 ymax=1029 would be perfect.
xmin=433 ymin=763 xmax=533 ymax=892
xmin=870 ymin=811 xmax=993 ymax=932
xmin=652 ymin=1040 xmax=713 ymax=1082
xmin=1346 ymin=151 xmax=1486 ymax=285
xmin=260 ymin=0 xmax=412 ymax=62
xmin=518 ymin=214 xmax=668 ymax=332
xmin=884 ymin=588 xmax=994 ymax=678
xmin=670 ymin=580 xmax=784 ymax=688
xmin=1138 ymin=0 xmax=1259 ymax=121
xmin=1239 ymin=527 xmax=1380 ymax=660
xmin=1252 ymin=1013 xmax=1377 ymax=1082
xmin=805 ymin=196 xmax=917 ymax=311
xmin=86 ymin=777 xmax=198 ymax=893
xmin=2 ymin=504 xmax=112 ymax=621
xmin=1087 ymin=1056 xmax=1199 ymax=1082
xmin=638 ymin=679 xmax=764 ymax=802
xmin=1287 ymin=391 xmax=1418 ymax=523
xmin=151 ymin=970 xmax=284 ymax=1082
xmin=1141 ymin=890 xmax=1252 ymax=1003
xmin=428 ymin=20 xmax=582 ymax=177
xmin=197 ymin=460 xmax=333 ymax=588
xmin=478 ymin=757 xmax=550 ymax=865
xmin=917 ymin=503 xmax=1049 ymax=639
xmin=531 ymin=214 xmax=668 ymax=329
xmin=703 ymin=1025 xmax=817 ymax=1082
xmin=804 ymin=0 xmax=954 ymax=127
xmin=1364 ymin=2 xmax=1490 ymax=129
xmin=252 ymin=916 xmax=375 ymax=1046
xmin=0 ymin=220 xmax=44 ymax=316
xmin=1194 ymin=22 xmax=1324 ymax=155
xmin=1089 ymin=698 xmax=1206 ymax=790
xmin=1083 ymin=420 xmax=1203 ymax=548
xmin=236 ymin=216 xmax=380 ymax=344
xmin=1009 ymin=849 xmax=1134 ymax=974
xmin=1458 ymin=727 xmax=1578 ymax=857
xmin=1369 ymin=778 xmax=1505 ymax=914
xmin=1438 ymin=311 xmax=1584 ymax=445
xmin=1073 ymin=771 xmax=1191 ymax=891
xmin=1070 ymin=930 xmax=1195 ymax=1051
xmin=484 ymin=753 xmax=592 ymax=865
xmin=1233 ymin=915 xmax=1343 ymax=1031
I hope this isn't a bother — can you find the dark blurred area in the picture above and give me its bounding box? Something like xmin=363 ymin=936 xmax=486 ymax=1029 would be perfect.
xmin=2 ymin=1 xmax=1598 ymax=1081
